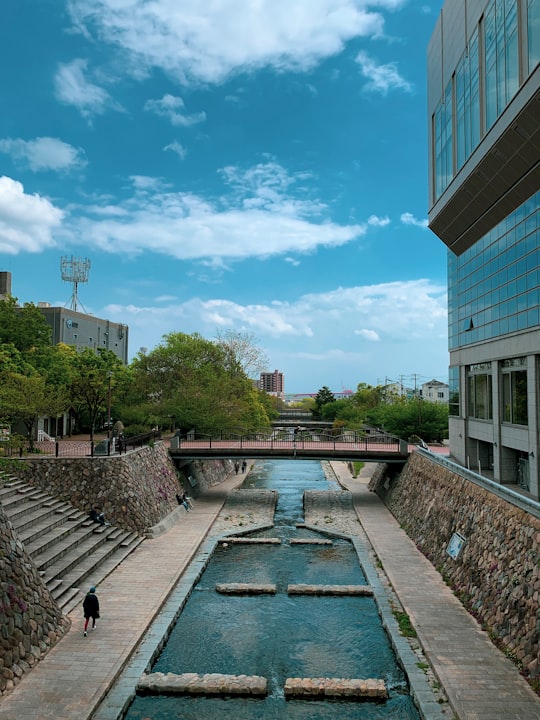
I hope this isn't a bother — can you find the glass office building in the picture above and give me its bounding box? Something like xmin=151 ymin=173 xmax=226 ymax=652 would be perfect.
xmin=428 ymin=0 xmax=540 ymax=499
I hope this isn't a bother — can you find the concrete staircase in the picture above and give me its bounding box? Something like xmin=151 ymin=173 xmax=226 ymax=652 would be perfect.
xmin=0 ymin=475 xmax=145 ymax=614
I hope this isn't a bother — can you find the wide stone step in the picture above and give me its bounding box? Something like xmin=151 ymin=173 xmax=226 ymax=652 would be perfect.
xmin=52 ymin=533 xmax=145 ymax=610
xmin=220 ymin=537 xmax=281 ymax=545
xmin=0 ymin=479 xmax=31 ymax=500
xmin=1 ymin=489 xmax=50 ymax=513
xmin=138 ymin=672 xmax=268 ymax=696
xmin=18 ymin=509 xmax=87 ymax=546
xmin=284 ymin=677 xmax=387 ymax=700
xmin=287 ymin=584 xmax=373 ymax=596
xmin=35 ymin=525 xmax=114 ymax=575
xmin=24 ymin=515 xmax=92 ymax=557
xmin=215 ymin=583 xmax=276 ymax=595
xmin=3 ymin=496 xmax=71 ymax=528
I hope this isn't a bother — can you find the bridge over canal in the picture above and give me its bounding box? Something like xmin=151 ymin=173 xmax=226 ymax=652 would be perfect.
xmin=169 ymin=430 xmax=411 ymax=463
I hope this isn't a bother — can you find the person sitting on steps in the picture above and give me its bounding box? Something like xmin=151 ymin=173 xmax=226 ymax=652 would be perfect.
xmin=88 ymin=507 xmax=110 ymax=526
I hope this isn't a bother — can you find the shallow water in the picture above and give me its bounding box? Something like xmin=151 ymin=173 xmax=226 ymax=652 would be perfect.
xmin=124 ymin=460 xmax=421 ymax=720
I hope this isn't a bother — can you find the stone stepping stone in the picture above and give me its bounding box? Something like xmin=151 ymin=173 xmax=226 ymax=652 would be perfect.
xmin=216 ymin=582 xmax=277 ymax=595
xmin=289 ymin=538 xmax=333 ymax=545
xmin=138 ymin=671 xmax=267 ymax=696
xmin=221 ymin=537 xmax=281 ymax=545
xmin=284 ymin=676 xmax=387 ymax=700
xmin=287 ymin=584 xmax=373 ymax=596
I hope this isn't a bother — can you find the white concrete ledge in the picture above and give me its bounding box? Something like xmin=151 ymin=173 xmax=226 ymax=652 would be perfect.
xmin=216 ymin=583 xmax=277 ymax=594
xmin=284 ymin=677 xmax=387 ymax=700
xmin=138 ymin=671 xmax=267 ymax=696
xmin=289 ymin=539 xmax=333 ymax=545
xmin=287 ymin=584 xmax=373 ymax=596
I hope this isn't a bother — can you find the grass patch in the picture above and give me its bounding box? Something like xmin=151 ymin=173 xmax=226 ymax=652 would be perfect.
xmin=393 ymin=610 xmax=417 ymax=638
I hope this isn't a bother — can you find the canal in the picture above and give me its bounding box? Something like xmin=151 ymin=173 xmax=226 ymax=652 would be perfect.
xmin=121 ymin=459 xmax=421 ymax=719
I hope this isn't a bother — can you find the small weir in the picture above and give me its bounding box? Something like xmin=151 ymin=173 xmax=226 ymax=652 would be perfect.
xmin=123 ymin=460 xmax=422 ymax=720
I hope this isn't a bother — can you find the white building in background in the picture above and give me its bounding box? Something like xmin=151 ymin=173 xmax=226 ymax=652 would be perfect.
xmin=421 ymin=380 xmax=449 ymax=404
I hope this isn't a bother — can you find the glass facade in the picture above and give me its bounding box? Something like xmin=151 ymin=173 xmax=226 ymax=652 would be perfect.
xmin=448 ymin=366 xmax=460 ymax=416
xmin=467 ymin=363 xmax=493 ymax=419
xmin=485 ymin=0 xmax=519 ymax=130
xmin=455 ymin=29 xmax=480 ymax=171
xmin=433 ymin=0 xmax=533 ymax=199
xmin=501 ymin=357 xmax=528 ymax=424
xmin=448 ymin=191 xmax=540 ymax=349
xmin=528 ymin=0 xmax=540 ymax=72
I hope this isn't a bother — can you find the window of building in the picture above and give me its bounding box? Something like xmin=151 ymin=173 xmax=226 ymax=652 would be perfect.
xmin=468 ymin=363 xmax=493 ymax=419
xmin=433 ymin=80 xmax=453 ymax=199
xmin=449 ymin=366 xmax=460 ymax=416
xmin=502 ymin=357 xmax=528 ymax=424
xmin=528 ymin=0 xmax=540 ymax=71
xmin=484 ymin=0 xmax=519 ymax=130
xmin=455 ymin=29 xmax=480 ymax=171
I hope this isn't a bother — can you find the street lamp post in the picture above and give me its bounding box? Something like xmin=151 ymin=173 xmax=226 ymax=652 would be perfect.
xmin=106 ymin=372 xmax=113 ymax=440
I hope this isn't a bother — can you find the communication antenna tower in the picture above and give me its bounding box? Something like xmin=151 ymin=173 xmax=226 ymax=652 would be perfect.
xmin=61 ymin=256 xmax=91 ymax=313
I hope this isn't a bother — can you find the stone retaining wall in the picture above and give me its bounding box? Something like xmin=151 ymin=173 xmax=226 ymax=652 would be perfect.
xmin=0 ymin=503 xmax=70 ymax=697
xmin=370 ymin=451 xmax=540 ymax=679
xmin=10 ymin=445 xmax=235 ymax=535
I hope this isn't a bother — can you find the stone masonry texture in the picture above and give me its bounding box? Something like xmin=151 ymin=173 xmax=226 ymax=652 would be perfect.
xmin=370 ymin=452 xmax=540 ymax=680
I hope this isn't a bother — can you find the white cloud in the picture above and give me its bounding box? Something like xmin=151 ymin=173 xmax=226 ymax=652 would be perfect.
xmin=0 ymin=176 xmax=64 ymax=254
xmin=67 ymin=1 xmax=399 ymax=84
xmin=102 ymin=278 xmax=448 ymax=386
xmin=70 ymin=161 xmax=367 ymax=260
xmin=144 ymin=95 xmax=206 ymax=126
xmin=163 ymin=141 xmax=187 ymax=160
xmin=54 ymin=59 xmax=117 ymax=118
xmin=367 ymin=214 xmax=390 ymax=227
xmin=400 ymin=212 xmax=428 ymax=228
xmin=355 ymin=328 xmax=380 ymax=341
xmin=0 ymin=137 xmax=87 ymax=172
xmin=355 ymin=51 xmax=412 ymax=95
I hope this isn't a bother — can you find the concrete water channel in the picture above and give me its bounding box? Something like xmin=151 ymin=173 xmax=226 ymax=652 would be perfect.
xmin=100 ymin=459 xmax=444 ymax=720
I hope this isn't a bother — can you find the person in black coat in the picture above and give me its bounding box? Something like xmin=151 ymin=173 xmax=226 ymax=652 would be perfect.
xmin=83 ymin=586 xmax=100 ymax=636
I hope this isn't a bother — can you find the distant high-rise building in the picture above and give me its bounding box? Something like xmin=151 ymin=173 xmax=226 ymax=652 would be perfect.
xmin=428 ymin=0 xmax=540 ymax=499
xmin=258 ymin=369 xmax=284 ymax=398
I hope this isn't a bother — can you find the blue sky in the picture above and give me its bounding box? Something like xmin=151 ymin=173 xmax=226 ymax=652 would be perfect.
xmin=0 ymin=0 xmax=447 ymax=394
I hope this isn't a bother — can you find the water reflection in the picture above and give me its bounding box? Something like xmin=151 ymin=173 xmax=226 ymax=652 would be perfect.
xmin=124 ymin=460 xmax=420 ymax=720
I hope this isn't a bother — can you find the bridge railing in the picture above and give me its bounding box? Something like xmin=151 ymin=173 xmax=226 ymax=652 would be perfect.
xmin=173 ymin=429 xmax=402 ymax=452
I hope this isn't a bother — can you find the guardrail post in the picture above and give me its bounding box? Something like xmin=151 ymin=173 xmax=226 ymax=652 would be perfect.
xmin=55 ymin=441 xmax=59 ymax=458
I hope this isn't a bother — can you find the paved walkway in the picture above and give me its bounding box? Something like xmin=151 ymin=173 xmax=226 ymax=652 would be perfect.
xmin=334 ymin=462 xmax=540 ymax=720
xmin=0 ymin=461 xmax=539 ymax=720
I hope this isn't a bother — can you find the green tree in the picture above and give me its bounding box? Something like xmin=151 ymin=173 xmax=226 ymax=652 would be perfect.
xmin=0 ymin=296 xmax=51 ymax=352
xmin=0 ymin=372 xmax=68 ymax=449
xmin=370 ymin=397 xmax=448 ymax=442
xmin=131 ymin=332 xmax=271 ymax=433
xmin=69 ymin=349 xmax=123 ymax=442
xmin=313 ymin=385 xmax=336 ymax=419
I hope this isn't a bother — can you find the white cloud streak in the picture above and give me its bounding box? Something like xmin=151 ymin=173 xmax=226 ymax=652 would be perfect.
xmin=54 ymin=59 xmax=117 ymax=118
xmin=401 ymin=212 xmax=428 ymax=228
xmin=0 ymin=137 xmax=87 ymax=172
xmin=355 ymin=51 xmax=412 ymax=94
xmin=67 ymin=1 xmax=402 ymax=84
xmin=144 ymin=95 xmax=206 ymax=126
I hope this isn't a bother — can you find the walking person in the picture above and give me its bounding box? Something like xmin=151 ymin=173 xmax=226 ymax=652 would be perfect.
xmin=83 ymin=586 xmax=100 ymax=636
xmin=241 ymin=459 xmax=247 ymax=473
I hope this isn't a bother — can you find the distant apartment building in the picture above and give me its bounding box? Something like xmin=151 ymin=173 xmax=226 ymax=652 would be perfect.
xmin=428 ymin=1 xmax=540 ymax=498
xmin=258 ymin=369 xmax=285 ymax=398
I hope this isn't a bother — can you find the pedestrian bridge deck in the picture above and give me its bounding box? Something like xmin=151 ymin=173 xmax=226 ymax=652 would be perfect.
xmin=168 ymin=432 xmax=411 ymax=463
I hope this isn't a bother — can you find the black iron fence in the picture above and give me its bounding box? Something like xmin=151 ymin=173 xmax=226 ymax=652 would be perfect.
xmin=1 ymin=431 xmax=161 ymax=459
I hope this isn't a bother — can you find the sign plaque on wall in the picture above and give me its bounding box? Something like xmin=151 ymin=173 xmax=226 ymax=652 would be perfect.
xmin=446 ymin=532 xmax=466 ymax=560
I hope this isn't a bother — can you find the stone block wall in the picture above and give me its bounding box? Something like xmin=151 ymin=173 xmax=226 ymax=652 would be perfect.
xmin=0 ymin=504 xmax=69 ymax=697
xmin=14 ymin=442 xmax=182 ymax=534
xmin=371 ymin=451 xmax=540 ymax=679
